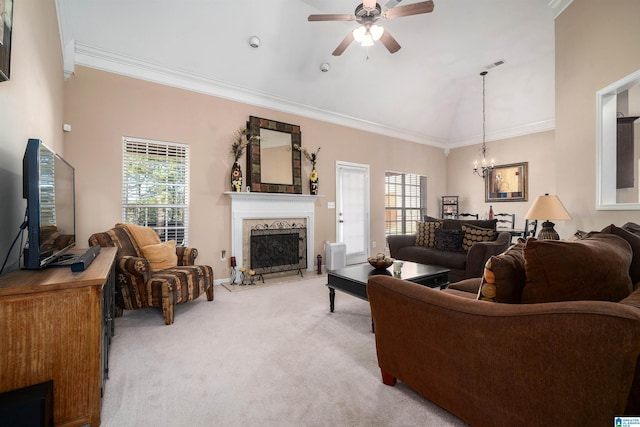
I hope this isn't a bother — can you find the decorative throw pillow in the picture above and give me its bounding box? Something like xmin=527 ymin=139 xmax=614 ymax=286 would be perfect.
xmin=140 ymin=240 xmax=178 ymax=271
xmin=461 ymin=224 xmax=497 ymax=251
xmin=622 ymin=222 xmax=640 ymax=236
xmin=416 ymin=221 xmax=442 ymax=248
xmin=476 ymin=242 xmax=526 ymax=303
xmin=600 ymin=225 xmax=640 ymax=285
xmin=521 ymin=234 xmax=633 ymax=304
xmin=435 ymin=229 xmax=464 ymax=252
xmin=477 ymin=258 xmax=498 ymax=302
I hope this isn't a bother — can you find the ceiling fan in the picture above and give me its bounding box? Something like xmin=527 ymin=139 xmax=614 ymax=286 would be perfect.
xmin=308 ymin=0 xmax=435 ymax=56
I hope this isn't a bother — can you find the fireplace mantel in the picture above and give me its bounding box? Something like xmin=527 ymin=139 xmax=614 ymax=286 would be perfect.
xmin=225 ymin=192 xmax=321 ymax=271
xmin=225 ymin=191 xmax=321 ymax=203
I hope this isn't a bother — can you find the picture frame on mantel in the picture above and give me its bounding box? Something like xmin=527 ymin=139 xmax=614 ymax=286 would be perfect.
xmin=485 ymin=162 xmax=528 ymax=202
xmin=0 ymin=0 xmax=14 ymax=82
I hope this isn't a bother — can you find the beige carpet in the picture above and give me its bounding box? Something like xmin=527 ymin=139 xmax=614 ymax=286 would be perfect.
xmin=221 ymin=270 xmax=326 ymax=292
xmin=101 ymin=277 xmax=468 ymax=427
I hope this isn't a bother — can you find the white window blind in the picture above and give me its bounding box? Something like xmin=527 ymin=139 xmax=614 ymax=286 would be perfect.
xmin=122 ymin=137 xmax=189 ymax=245
xmin=385 ymin=171 xmax=426 ymax=235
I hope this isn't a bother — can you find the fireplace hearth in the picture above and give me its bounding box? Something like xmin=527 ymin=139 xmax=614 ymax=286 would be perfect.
xmin=250 ymin=221 xmax=307 ymax=279
xmin=226 ymin=192 xmax=319 ymax=277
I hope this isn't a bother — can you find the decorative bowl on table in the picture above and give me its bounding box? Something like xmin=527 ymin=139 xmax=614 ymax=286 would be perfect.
xmin=368 ymin=253 xmax=394 ymax=270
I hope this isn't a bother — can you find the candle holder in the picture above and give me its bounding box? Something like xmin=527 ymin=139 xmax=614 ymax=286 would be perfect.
xmin=229 ymin=256 xmax=238 ymax=285
xmin=248 ymin=270 xmax=256 ymax=285
xmin=230 ymin=266 xmax=238 ymax=285
xmin=239 ymin=267 xmax=247 ymax=286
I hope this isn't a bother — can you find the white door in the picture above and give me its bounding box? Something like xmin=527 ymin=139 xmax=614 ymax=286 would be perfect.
xmin=336 ymin=162 xmax=370 ymax=265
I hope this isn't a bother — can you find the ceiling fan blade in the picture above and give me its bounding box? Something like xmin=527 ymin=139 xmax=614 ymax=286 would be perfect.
xmin=384 ymin=0 xmax=434 ymax=19
xmin=332 ymin=32 xmax=355 ymax=56
xmin=379 ymin=30 xmax=401 ymax=53
xmin=308 ymin=14 xmax=355 ymax=22
xmin=363 ymin=0 xmax=377 ymax=9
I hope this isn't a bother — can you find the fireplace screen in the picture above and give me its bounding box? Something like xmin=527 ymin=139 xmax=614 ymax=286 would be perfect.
xmin=250 ymin=221 xmax=307 ymax=276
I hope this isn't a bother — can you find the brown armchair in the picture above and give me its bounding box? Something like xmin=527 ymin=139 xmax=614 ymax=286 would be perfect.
xmin=89 ymin=224 xmax=214 ymax=325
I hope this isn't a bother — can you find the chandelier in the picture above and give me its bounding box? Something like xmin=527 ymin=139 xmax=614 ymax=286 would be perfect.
xmin=473 ymin=71 xmax=495 ymax=178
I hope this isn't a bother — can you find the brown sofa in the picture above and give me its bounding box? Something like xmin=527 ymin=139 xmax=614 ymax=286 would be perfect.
xmin=386 ymin=218 xmax=511 ymax=283
xmin=368 ymin=228 xmax=640 ymax=426
xmin=89 ymin=224 xmax=214 ymax=325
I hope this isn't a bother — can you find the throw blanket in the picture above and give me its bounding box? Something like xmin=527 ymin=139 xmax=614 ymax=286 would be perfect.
xmin=115 ymin=223 xmax=161 ymax=249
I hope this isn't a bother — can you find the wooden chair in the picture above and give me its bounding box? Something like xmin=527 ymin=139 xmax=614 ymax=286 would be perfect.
xmin=495 ymin=213 xmax=515 ymax=229
xmin=458 ymin=213 xmax=479 ymax=220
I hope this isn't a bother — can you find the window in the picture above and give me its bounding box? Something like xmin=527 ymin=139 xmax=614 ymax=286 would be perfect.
xmin=122 ymin=137 xmax=189 ymax=245
xmin=385 ymin=171 xmax=426 ymax=235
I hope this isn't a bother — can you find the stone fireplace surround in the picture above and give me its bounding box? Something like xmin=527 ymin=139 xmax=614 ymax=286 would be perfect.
xmin=226 ymin=192 xmax=320 ymax=272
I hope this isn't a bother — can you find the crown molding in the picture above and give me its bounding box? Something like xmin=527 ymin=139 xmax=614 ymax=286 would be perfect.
xmin=548 ymin=0 xmax=573 ymax=19
xmin=69 ymin=42 xmax=555 ymax=154
xmin=54 ymin=0 xmax=75 ymax=79
xmin=73 ymin=43 xmax=448 ymax=149
xmin=448 ymin=119 xmax=556 ymax=149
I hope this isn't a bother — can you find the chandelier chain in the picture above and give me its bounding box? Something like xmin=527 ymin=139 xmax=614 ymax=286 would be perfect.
xmin=474 ymin=70 xmax=493 ymax=178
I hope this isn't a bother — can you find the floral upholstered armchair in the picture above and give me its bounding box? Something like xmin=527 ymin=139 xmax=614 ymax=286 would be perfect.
xmin=89 ymin=224 xmax=214 ymax=325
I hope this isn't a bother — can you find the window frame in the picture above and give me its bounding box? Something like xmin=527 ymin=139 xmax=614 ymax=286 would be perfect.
xmin=384 ymin=171 xmax=426 ymax=236
xmin=122 ymin=137 xmax=190 ymax=245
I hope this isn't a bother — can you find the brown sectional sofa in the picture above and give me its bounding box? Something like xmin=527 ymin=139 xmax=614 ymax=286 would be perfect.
xmin=386 ymin=218 xmax=511 ymax=283
xmin=368 ymin=225 xmax=640 ymax=426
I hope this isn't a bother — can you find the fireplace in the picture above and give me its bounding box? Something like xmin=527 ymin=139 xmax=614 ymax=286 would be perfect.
xmin=250 ymin=221 xmax=307 ymax=276
xmin=226 ymin=192 xmax=319 ymax=274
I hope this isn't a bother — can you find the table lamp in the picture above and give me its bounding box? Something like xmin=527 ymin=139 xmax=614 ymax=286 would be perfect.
xmin=524 ymin=194 xmax=572 ymax=240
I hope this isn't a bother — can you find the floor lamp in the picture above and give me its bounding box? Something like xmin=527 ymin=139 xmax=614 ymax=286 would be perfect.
xmin=524 ymin=194 xmax=572 ymax=240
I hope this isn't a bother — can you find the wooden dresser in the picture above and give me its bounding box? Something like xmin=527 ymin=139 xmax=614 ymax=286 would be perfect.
xmin=0 ymin=247 xmax=116 ymax=426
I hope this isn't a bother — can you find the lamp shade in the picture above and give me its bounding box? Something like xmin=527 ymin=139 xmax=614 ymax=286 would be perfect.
xmin=524 ymin=194 xmax=572 ymax=221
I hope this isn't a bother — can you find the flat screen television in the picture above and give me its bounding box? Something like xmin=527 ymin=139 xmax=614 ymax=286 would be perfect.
xmin=22 ymin=139 xmax=76 ymax=270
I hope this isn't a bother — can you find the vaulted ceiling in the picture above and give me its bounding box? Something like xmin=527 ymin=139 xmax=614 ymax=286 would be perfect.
xmin=56 ymin=0 xmax=568 ymax=149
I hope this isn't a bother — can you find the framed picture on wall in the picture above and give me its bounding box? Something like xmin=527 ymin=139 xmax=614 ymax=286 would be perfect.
xmin=0 ymin=0 xmax=13 ymax=82
xmin=485 ymin=162 xmax=528 ymax=202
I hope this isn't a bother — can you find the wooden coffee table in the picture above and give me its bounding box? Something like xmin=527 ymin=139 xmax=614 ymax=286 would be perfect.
xmin=327 ymin=261 xmax=449 ymax=313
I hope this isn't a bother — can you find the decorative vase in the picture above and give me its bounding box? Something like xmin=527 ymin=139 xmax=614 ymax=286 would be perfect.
xmin=309 ymin=168 xmax=319 ymax=195
xmin=231 ymin=161 xmax=243 ymax=192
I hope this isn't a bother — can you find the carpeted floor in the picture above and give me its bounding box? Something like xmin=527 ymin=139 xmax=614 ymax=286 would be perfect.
xmin=221 ymin=270 xmax=326 ymax=292
xmin=101 ymin=277 xmax=468 ymax=427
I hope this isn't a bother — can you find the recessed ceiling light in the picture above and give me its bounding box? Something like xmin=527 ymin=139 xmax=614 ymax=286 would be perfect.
xmin=320 ymin=63 xmax=330 ymax=72
xmin=249 ymin=36 xmax=260 ymax=48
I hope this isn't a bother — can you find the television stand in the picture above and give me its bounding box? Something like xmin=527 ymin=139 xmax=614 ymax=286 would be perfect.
xmin=49 ymin=245 xmax=101 ymax=271
xmin=0 ymin=247 xmax=116 ymax=425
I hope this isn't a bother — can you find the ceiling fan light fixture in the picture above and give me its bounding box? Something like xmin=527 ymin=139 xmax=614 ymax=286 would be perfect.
xmin=352 ymin=26 xmax=366 ymax=42
xmin=361 ymin=33 xmax=374 ymax=47
xmin=370 ymin=24 xmax=384 ymax=40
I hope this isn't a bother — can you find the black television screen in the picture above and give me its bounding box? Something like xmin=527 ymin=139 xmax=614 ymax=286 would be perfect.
xmin=22 ymin=139 xmax=76 ymax=269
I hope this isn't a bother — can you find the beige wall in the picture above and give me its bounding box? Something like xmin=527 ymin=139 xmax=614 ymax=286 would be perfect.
xmin=0 ymin=0 xmax=64 ymax=273
xmin=447 ymin=0 xmax=640 ymax=238
xmin=554 ymin=0 xmax=640 ymax=236
xmin=446 ymin=130 xmax=555 ymax=230
xmin=63 ymin=66 xmax=446 ymax=278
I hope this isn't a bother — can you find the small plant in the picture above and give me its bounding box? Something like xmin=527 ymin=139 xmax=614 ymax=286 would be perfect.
xmin=230 ymin=128 xmax=260 ymax=162
xmin=293 ymin=144 xmax=321 ymax=169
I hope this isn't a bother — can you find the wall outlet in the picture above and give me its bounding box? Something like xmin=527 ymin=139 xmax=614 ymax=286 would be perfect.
xmin=372 ymin=241 xmax=377 ymax=248
xmin=219 ymin=250 xmax=227 ymax=261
